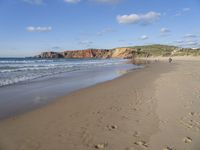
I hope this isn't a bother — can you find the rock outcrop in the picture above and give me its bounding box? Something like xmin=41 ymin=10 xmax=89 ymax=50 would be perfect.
xmin=36 ymin=49 xmax=113 ymax=59
xmin=35 ymin=44 xmax=200 ymax=59
xmin=36 ymin=52 xmax=64 ymax=58
xmin=111 ymin=48 xmax=135 ymax=59
xmin=62 ymin=49 xmax=112 ymax=58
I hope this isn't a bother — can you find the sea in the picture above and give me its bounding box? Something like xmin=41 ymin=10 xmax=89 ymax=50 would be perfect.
xmin=0 ymin=58 xmax=140 ymax=119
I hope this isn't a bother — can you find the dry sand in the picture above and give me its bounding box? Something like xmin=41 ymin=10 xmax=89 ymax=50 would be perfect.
xmin=0 ymin=58 xmax=200 ymax=150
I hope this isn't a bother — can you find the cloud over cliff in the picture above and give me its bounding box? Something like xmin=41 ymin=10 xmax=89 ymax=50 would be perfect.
xmin=117 ymin=11 xmax=161 ymax=25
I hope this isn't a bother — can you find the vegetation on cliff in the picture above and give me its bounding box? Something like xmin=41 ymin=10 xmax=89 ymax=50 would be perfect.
xmin=114 ymin=44 xmax=200 ymax=57
xmin=35 ymin=45 xmax=200 ymax=59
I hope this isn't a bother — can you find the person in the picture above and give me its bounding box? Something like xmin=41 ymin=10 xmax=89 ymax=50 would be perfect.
xmin=168 ymin=57 xmax=172 ymax=63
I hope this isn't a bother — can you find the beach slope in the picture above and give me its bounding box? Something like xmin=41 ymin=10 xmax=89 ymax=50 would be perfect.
xmin=0 ymin=60 xmax=200 ymax=150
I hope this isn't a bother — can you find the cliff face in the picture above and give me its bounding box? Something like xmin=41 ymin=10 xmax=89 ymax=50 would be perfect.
xmin=35 ymin=45 xmax=200 ymax=59
xmin=62 ymin=49 xmax=112 ymax=58
xmin=36 ymin=52 xmax=64 ymax=58
xmin=36 ymin=49 xmax=113 ymax=59
xmin=36 ymin=48 xmax=135 ymax=59
xmin=111 ymin=48 xmax=134 ymax=59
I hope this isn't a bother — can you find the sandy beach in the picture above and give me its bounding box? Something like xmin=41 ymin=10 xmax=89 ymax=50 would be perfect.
xmin=0 ymin=58 xmax=200 ymax=150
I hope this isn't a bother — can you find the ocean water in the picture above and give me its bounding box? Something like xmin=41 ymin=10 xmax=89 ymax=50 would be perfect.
xmin=0 ymin=58 xmax=128 ymax=87
xmin=0 ymin=58 xmax=140 ymax=119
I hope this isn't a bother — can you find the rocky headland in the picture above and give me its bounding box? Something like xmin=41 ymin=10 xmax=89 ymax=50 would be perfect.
xmin=35 ymin=44 xmax=200 ymax=59
xmin=35 ymin=49 xmax=112 ymax=59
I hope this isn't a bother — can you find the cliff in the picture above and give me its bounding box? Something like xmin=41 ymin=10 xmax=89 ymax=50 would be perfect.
xmin=111 ymin=48 xmax=134 ymax=59
xmin=62 ymin=49 xmax=112 ymax=58
xmin=113 ymin=44 xmax=200 ymax=57
xmin=36 ymin=49 xmax=112 ymax=59
xmin=35 ymin=45 xmax=200 ymax=59
xmin=36 ymin=52 xmax=64 ymax=58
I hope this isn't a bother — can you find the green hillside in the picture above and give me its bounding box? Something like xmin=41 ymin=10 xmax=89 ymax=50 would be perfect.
xmin=117 ymin=44 xmax=200 ymax=57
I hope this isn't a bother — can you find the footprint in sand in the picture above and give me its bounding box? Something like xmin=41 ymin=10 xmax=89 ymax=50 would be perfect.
xmin=106 ymin=124 xmax=118 ymax=131
xmin=92 ymin=111 xmax=101 ymax=115
xmin=133 ymin=107 xmax=138 ymax=111
xmin=94 ymin=143 xmax=107 ymax=149
xmin=183 ymin=137 xmax=192 ymax=144
xmin=134 ymin=141 xmax=148 ymax=148
xmin=180 ymin=116 xmax=200 ymax=131
xmin=189 ymin=112 xmax=195 ymax=116
xmin=163 ymin=147 xmax=174 ymax=150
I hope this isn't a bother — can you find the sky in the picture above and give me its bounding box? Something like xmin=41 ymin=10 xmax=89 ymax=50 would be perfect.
xmin=0 ymin=0 xmax=200 ymax=57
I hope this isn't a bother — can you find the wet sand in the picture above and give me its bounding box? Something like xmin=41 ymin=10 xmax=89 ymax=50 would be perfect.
xmin=0 ymin=63 xmax=137 ymax=120
xmin=0 ymin=59 xmax=200 ymax=150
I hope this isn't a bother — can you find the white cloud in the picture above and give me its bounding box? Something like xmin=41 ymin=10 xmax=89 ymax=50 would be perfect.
xmin=64 ymin=0 xmax=81 ymax=3
xmin=183 ymin=34 xmax=197 ymax=38
xmin=23 ymin=0 xmax=44 ymax=5
xmin=26 ymin=26 xmax=52 ymax=32
xmin=117 ymin=11 xmax=161 ymax=25
xmin=140 ymin=35 xmax=149 ymax=40
xmin=160 ymin=27 xmax=170 ymax=33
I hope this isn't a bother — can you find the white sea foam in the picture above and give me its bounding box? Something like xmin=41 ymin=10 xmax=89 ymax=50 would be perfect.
xmin=0 ymin=58 xmax=127 ymax=87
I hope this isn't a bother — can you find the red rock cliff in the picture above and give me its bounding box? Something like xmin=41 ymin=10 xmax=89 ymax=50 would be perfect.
xmin=36 ymin=49 xmax=112 ymax=59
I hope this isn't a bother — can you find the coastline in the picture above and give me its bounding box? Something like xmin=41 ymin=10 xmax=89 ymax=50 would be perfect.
xmin=0 ymin=58 xmax=200 ymax=149
xmin=0 ymin=59 xmax=137 ymax=120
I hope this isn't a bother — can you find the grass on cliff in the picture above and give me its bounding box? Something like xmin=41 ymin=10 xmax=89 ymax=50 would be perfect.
xmin=116 ymin=44 xmax=200 ymax=57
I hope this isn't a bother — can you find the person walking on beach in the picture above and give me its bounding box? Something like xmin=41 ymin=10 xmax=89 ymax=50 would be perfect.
xmin=168 ymin=57 xmax=172 ymax=63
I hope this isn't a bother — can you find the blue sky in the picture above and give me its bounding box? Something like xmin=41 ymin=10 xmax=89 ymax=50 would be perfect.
xmin=0 ymin=0 xmax=200 ymax=57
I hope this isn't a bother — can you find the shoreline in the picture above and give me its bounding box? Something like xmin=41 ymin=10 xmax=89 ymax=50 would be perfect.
xmin=0 ymin=61 xmax=167 ymax=149
xmin=0 ymin=58 xmax=200 ymax=149
xmin=0 ymin=61 xmax=138 ymax=120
